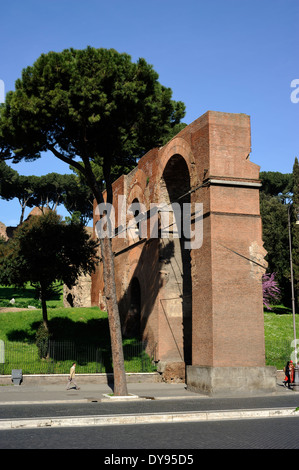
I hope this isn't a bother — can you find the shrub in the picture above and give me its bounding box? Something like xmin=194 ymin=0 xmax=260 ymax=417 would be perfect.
xmin=35 ymin=323 xmax=51 ymax=359
xmin=262 ymin=272 xmax=281 ymax=310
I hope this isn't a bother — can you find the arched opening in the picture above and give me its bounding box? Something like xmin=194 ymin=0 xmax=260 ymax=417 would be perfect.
xmin=66 ymin=293 xmax=74 ymax=307
xmin=128 ymin=198 xmax=142 ymax=241
xmin=160 ymin=154 xmax=192 ymax=364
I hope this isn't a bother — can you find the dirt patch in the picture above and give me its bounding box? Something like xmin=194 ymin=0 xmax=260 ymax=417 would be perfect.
xmin=0 ymin=307 xmax=33 ymax=313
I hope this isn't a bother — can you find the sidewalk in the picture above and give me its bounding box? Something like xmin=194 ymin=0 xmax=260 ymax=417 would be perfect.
xmin=0 ymin=381 xmax=203 ymax=404
xmin=1 ymin=379 xmax=299 ymax=430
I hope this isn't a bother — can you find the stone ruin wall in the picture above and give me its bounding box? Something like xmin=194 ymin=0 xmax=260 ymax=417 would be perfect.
xmin=63 ymin=273 xmax=92 ymax=308
xmin=0 ymin=222 xmax=15 ymax=241
xmin=63 ymin=227 xmax=93 ymax=308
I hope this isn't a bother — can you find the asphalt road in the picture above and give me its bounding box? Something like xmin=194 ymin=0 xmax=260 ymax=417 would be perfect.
xmin=1 ymin=394 xmax=299 ymax=420
xmin=1 ymin=417 xmax=299 ymax=450
xmin=1 ymin=382 xmax=299 ymax=451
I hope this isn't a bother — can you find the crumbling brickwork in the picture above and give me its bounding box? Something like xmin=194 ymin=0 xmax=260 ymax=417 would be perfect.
xmin=0 ymin=222 xmax=8 ymax=241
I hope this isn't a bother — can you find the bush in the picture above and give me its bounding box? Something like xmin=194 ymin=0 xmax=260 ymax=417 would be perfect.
xmin=0 ymin=298 xmax=42 ymax=309
xmin=35 ymin=323 xmax=51 ymax=359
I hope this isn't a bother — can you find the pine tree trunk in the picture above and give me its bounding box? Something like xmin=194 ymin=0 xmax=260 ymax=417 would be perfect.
xmin=40 ymin=285 xmax=49 ymax=332
xmin=100 ymin=236 xmax=128 ymax=396
xmin=19 ymin=204 xmax=25 ymax=225
xmin=75 ymin=155 xmax=128 ymax=396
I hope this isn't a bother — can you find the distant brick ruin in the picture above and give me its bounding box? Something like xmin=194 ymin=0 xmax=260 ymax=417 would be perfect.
xmin=0 ymin=208 xmax=93 ymax=310
xmin=90 ymin=111 xmax=276 ymax=395
xmin=63 ymin=227 xmax=93 ymax=308
xmin=0 ymin=221 xmax=15 ymax=241
xmin=0 ymin=207 xmax=50 ymax=242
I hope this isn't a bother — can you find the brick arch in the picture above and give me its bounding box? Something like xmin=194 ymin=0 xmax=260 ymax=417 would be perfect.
xmin=127 ymin=182 xmax=145 ymax=207
xmin=121 ymin=242 xmax=160 ymax=352
xmin=156 ymin=137 xmax=197 ymax=195
xmin=126 ymin=183 xmax=146 ymax=243
xmin=126 ymin=262 xmax=145 ymax=313
xmin=155 ymin=148 xmax=193 ymax=365
xmin=122 ymin=268 xmax=142 ymax=338
xmin=91 ymin=111 xmax=272 ymax=394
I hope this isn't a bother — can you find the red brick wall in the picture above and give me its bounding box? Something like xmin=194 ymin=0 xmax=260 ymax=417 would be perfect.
xmin=92 ymin=111 xmax=266 ymax=370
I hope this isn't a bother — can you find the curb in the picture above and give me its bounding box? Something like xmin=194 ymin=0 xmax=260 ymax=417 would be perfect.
xmin=0 ymin=372 xmax=162 ymax=386
xmin=0 ymin=395 xmax=202 ymax=406
xmin=0 ymin=407 xmax=298 ymax=430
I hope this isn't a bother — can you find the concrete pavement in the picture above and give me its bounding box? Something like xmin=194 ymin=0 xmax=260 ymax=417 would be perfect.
xmin=1 ymin=376 xmax=299 ymax=429
xmin=0 ymin=380 xmax=204 ymax=404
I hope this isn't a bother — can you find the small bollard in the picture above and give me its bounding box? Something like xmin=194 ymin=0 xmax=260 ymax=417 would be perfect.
xmin=11 ymin=369 xmax=23 ymax=386
xmin=291 ymin=365 xmax=299 ymax=392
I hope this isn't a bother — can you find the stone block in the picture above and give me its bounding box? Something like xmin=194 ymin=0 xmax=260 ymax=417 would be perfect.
xmin=186 ymin=365 xmax=277 ymax=396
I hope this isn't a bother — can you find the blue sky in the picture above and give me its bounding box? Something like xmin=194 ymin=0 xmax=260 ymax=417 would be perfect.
xmin=0 ymin=0 xmax=298 ymax=226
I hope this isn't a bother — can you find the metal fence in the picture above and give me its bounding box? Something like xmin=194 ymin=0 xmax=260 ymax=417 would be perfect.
xmin=0 ymin=340 xmax=157 ymax=375
xmin=1 ymin=338 xmax=292 ymax=374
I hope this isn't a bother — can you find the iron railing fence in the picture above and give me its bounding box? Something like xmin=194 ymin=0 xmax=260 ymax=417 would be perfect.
xmin=1 ymin=338 xmax=293 ymax=374
xmin=0 ymin=340 xmax=157 ymax=375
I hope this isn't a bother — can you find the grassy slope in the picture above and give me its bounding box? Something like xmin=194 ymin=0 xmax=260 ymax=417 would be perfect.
xmin=0 ymin=285 xmax=154 ymax=374
xmin=0 ymin=284 xmax=111 ymax=347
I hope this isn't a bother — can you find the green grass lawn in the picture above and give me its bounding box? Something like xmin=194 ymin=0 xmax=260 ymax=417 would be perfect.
xmin=264 ymin=304 xmax=299 ymax=369
xmin=0 ymin=284 xmax=156 ymax=374
xmin=0 ymin=283 xmax=111 ymax=345
xmin=0 ymin=283 xmax=64 ymax=309
xmin=0 ymin=305 xmax=111 ymax=345
xmin=1 ymin=285 xmax=298 ymax=372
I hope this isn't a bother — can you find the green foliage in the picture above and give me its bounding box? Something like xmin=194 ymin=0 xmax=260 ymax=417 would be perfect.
xmin=0 ymin=283 xmax=63 ymax=309
xmin=0 ymin=160 xmax=38 ymax=223
xmin=0 ymin=47 xmax=186 ymax=392
xmin=0 ymin=161 xmax=94 ymax=225
xmin=260 ymin=192 xmax=290 ymax=303
xmin=0 ymin=46 xmax=186 ymax=202
xmin=0 ymin=298 xmax=41 ymax=309
xmin=259 ymin=171 xmax=292 ymax=199
xmin=64 ymin=210 xmax=83 ymax=225
xmin=0 ymin=212 xmax=99 ymax=329
xmin=62 ymin=175 xmax=93 ymax=225
xmin=259 ymin=164 xmax=299 ymax=308
xmin=0 ymin=211 xmax=98 ymax=288
xmin=292 ymin=158 xmax=299 ymax=301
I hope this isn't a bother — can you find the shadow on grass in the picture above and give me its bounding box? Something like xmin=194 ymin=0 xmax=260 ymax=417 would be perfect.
xmin=0 ymin=285 xmax=37 ymax=301
xmin=4 ymin=308 xmax=150 ymax=375
xmin=7 ymin=316 xmax=111 ymax=346
xmin=267 ymin=305 xmax=292 ymax=315
xmin=6 ymin=316 xmax=114 ymax=372
xmin=0 ymin=285 xmax=63 ymax=308
xmin=0 ymin=286 xmax=38 ymax=308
